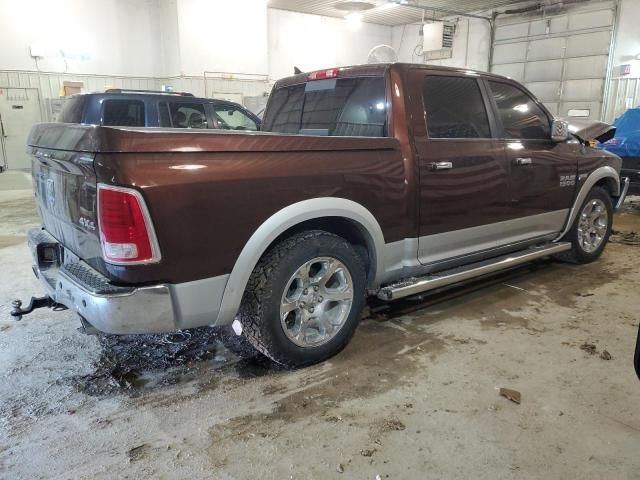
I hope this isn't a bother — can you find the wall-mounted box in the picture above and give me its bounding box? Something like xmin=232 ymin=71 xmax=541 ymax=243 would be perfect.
xmin=62 ymin=81 xmax=83 ymax=97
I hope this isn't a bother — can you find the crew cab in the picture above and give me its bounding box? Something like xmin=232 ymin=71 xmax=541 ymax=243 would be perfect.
xmin=15 ymin=63 xmax=628 ymax=367
xmin=57 ymin=89 xmax=261 ymax=131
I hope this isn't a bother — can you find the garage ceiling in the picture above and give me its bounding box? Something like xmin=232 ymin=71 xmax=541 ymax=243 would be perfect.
xmin=268 ymin=0 xmax=521 ymax=26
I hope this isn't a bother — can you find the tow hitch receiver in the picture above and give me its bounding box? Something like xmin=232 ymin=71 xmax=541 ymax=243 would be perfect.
xmin=10 ymin=296 xmax=67 ymax=321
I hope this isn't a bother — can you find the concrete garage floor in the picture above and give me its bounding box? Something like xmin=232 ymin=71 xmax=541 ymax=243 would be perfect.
xmin=0 ymin=173 xmax=639 ymax=479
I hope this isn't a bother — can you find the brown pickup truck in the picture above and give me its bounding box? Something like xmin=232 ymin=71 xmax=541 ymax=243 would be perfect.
xmin=15 ymin=63 xmax=629 ymax=367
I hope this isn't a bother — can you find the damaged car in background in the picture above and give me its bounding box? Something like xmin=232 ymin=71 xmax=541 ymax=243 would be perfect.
xmin=12 ymin=63 xmax=628 ymax=367
xmin=596 ymin=107 xmax=640 ymax=195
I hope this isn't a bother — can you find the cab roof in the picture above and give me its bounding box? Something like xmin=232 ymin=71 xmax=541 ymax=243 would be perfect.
xmin=274 ymin=62 xmax=510 ymax=88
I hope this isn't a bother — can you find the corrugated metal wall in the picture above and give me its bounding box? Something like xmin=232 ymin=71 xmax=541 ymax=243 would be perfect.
xmin=0 ymin=70 xmax=272 ymax=117
xmin=603 ymin=76 xmax=640 ymax=123
xmin=0 ymin=71 xmax=164 ymax=99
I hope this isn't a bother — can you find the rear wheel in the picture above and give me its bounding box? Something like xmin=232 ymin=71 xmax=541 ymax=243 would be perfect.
xmin=238 ymin=230 xmax=367 ymax=367
xmin=557 ymin=186 xmax=613 ymax=264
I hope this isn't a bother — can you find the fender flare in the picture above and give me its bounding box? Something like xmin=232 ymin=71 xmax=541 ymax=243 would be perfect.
xmin=214 ymin=197 xmax=386 ymax=326
xmin=555 ymin=165 xmax=620 ymax=241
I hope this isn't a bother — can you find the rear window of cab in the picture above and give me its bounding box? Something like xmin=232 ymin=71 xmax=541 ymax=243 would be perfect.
xmin=262 ymin=76 xmax=387 ymax=137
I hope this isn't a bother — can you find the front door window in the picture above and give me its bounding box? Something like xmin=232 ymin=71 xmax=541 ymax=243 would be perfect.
xmin=488 ymin=81 xmax=550 ymax=140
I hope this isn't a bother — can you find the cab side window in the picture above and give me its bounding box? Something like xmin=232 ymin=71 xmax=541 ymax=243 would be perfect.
xmin=488 ymin=81 xmax=550 ymax=140
xmin=211 ymin=104 xmax=258 ymax=131
xmin=169 ymin=102 xmax=208 ymax=129
xmin=423 ymin=76 xmax=491 ymax=139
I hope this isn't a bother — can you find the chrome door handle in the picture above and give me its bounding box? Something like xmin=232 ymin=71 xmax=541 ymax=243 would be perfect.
xmin=429 ymin=161 xmax=453 ymax=171
xmin=514 ymin=157 xmax=532 ymax=166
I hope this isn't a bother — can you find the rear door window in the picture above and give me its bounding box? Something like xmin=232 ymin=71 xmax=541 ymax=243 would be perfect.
xmin=422 ymin=76 xmax=491 ymax=139
xmin=169 ymin=102 xmax=208 ymax=129
xmin=211 ymin=104 xmax=258 ymax=131
xmin=263 ymin=76 xmax=387 ymax=137
xmin=488 ymin=81 xmax=550 ymax=140
xmin=102 ymin=99 xmax=145 ymax=127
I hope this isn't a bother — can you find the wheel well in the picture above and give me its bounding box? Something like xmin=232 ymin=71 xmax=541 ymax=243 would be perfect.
xmin=594 ymin=177 xmax=618 ymax=200
xmin=264 ymin=217 xmax=376 ymax=285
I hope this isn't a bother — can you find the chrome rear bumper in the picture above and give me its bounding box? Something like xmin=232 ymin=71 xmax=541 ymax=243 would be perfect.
xmin=27 ymin=228 xmax=229 ymax=334
xmin=28 ymin=228 xmax=176 ymax=334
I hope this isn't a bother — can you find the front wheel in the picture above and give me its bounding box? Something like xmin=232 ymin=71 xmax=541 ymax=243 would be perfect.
xmin=238 ymin=230 xmax=367 ymax=367
xmin=557 ymin=186 xmax=613 ymax=264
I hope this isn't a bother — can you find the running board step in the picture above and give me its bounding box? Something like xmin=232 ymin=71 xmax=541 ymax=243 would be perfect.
xmin=378 ymin=242 xmax=572 ymax=301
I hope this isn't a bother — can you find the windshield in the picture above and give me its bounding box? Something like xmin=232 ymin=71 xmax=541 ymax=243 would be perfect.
xmin=262 ymin=76 xmax=387 ymax=137
xmin=211 ymin=104 xmax=258 ymax=131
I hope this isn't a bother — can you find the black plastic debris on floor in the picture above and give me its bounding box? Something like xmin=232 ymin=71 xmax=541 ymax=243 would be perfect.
xmin=70 ymin=326 xmax=274 ymax=396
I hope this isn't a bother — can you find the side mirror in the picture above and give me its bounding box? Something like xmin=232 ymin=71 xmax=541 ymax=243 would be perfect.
xmin=551 ymin=119 xmax=570 ymax=142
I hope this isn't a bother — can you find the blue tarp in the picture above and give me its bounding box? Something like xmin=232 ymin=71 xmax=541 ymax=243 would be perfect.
xmin=599 ymin=108 xmax=640 ymax=157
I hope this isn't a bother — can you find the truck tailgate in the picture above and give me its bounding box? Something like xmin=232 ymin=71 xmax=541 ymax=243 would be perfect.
xmin=30 ymin=147 xmax=105 ymax=275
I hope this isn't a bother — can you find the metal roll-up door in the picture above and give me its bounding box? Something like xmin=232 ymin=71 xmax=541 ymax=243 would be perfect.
xmin=491 ymin=1 xmax=615 ymax=121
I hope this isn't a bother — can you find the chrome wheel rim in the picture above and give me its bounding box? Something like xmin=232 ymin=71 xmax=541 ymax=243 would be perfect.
xmin=280 ymin=256 xmax=354 ymax=348
xmin=577 ymin=198 xmax=609 ymax=253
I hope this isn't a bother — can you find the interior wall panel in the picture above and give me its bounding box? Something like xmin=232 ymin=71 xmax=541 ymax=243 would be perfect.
xmin=604 ymin=77 xmax=640 ymax=123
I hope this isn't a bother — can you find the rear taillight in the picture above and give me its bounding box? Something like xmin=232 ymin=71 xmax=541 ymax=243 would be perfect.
xmin=97 ymin=184 xmax=160 ymax=264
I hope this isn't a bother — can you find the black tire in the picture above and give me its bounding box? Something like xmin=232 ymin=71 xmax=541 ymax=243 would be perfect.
xmin=238 ymin=230 xmax=367 ymax=368
xmin=556 ymin=186 xmax=613 ymax=264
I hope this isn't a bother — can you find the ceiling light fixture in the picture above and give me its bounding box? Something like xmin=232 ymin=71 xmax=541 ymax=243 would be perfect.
xmin=334 ymin=1 xmax=374 ymax=12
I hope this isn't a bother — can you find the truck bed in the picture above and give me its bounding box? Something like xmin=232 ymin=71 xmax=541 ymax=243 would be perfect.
xmin=28 ymin=124 xmax=408 ymax=285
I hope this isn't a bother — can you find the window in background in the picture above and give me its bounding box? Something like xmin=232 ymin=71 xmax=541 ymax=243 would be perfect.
xmin=57 ymin=96 xmax=88 ymax=123
xmin=102 ymin=100 xmax=145 ymax=127
xmin=158 ymin=102 xmax=172 ymax=127
xmin=169 ymin=103 xmax=207 ymax=129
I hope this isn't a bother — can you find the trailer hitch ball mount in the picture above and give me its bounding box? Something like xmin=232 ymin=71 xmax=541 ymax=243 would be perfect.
xmin=10 ymin=296 xmax=67 ymax=321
